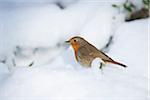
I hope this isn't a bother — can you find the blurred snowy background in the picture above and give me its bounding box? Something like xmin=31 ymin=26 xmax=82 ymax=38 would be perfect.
xmin=0 ymin=0 xmax=149 ymax=100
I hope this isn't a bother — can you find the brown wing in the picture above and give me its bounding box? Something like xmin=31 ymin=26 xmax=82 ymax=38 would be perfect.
xmin=83 ymin=42 xmax=114 ymax=63
xmin=97 ymin=51 xmax=114 ymax=62
xmin=83 ymin=43 xmax=114 ymax=62
xmin=77 ymin=43 xmax=114 ymax=66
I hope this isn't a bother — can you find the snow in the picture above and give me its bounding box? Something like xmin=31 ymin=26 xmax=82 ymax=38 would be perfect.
xmin=0 ymin=0 xmax=149 ymax=100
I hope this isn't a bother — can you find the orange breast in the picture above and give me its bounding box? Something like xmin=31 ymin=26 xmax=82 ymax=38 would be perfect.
xmin=71 ymin=43 xmax=79 ymax=61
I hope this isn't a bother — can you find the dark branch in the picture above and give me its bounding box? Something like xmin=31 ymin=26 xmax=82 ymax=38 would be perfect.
xmin=55 ymin=2 xmax=65 ymax=9
xmin=125 ymin=8 xmax=149 ymax=22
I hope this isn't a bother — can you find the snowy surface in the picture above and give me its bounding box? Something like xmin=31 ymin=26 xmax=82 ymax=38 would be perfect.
xmin=0 ymin=0 xmax=149 ymax=100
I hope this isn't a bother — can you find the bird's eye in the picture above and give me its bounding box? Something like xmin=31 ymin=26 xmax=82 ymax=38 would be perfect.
xmin=74 ymin=39 xmax=77 ymax=42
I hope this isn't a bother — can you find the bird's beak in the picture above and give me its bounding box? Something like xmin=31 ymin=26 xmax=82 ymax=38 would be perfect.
xmin=65 ymin=40 xmax=70 ymax=43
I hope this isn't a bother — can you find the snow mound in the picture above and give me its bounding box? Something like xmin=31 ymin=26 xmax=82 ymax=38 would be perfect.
xmin=0 ymin=1 xmax=148 ymax=100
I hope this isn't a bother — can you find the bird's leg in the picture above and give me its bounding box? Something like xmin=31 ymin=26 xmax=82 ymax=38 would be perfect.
xmin=99 ymin=62 xmax=104 ymax=74
xmin=99 ymin=62 xmax=106 ymax=69
xmin=99 ymin=62 xmax=103 ymax=69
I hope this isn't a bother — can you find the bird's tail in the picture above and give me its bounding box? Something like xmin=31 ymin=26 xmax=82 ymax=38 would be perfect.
xmin=105 ymin=60 xmax=127 ymax=68
xmin=112 ymin=61 xmax=127 ymax=68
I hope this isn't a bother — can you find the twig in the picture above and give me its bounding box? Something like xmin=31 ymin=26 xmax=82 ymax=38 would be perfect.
xmin=101 ymin=36 xmax=113 ymax=53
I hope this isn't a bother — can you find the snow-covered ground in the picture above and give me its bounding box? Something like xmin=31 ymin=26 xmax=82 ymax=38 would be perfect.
xmin=0 ymin=0 xmax=149 ymax=100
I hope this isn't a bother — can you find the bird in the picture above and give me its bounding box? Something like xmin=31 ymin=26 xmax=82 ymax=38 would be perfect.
xmin=66 ymin=36 xmax=127 ymax=69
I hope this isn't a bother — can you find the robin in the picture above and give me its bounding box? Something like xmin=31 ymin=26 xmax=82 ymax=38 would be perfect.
xmin=66 ymin=36 xmax=127 ymax=69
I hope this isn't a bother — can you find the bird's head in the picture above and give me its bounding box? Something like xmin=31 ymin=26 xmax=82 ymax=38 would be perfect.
xmin=66 ymin=36 xmax=86 ymax=51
